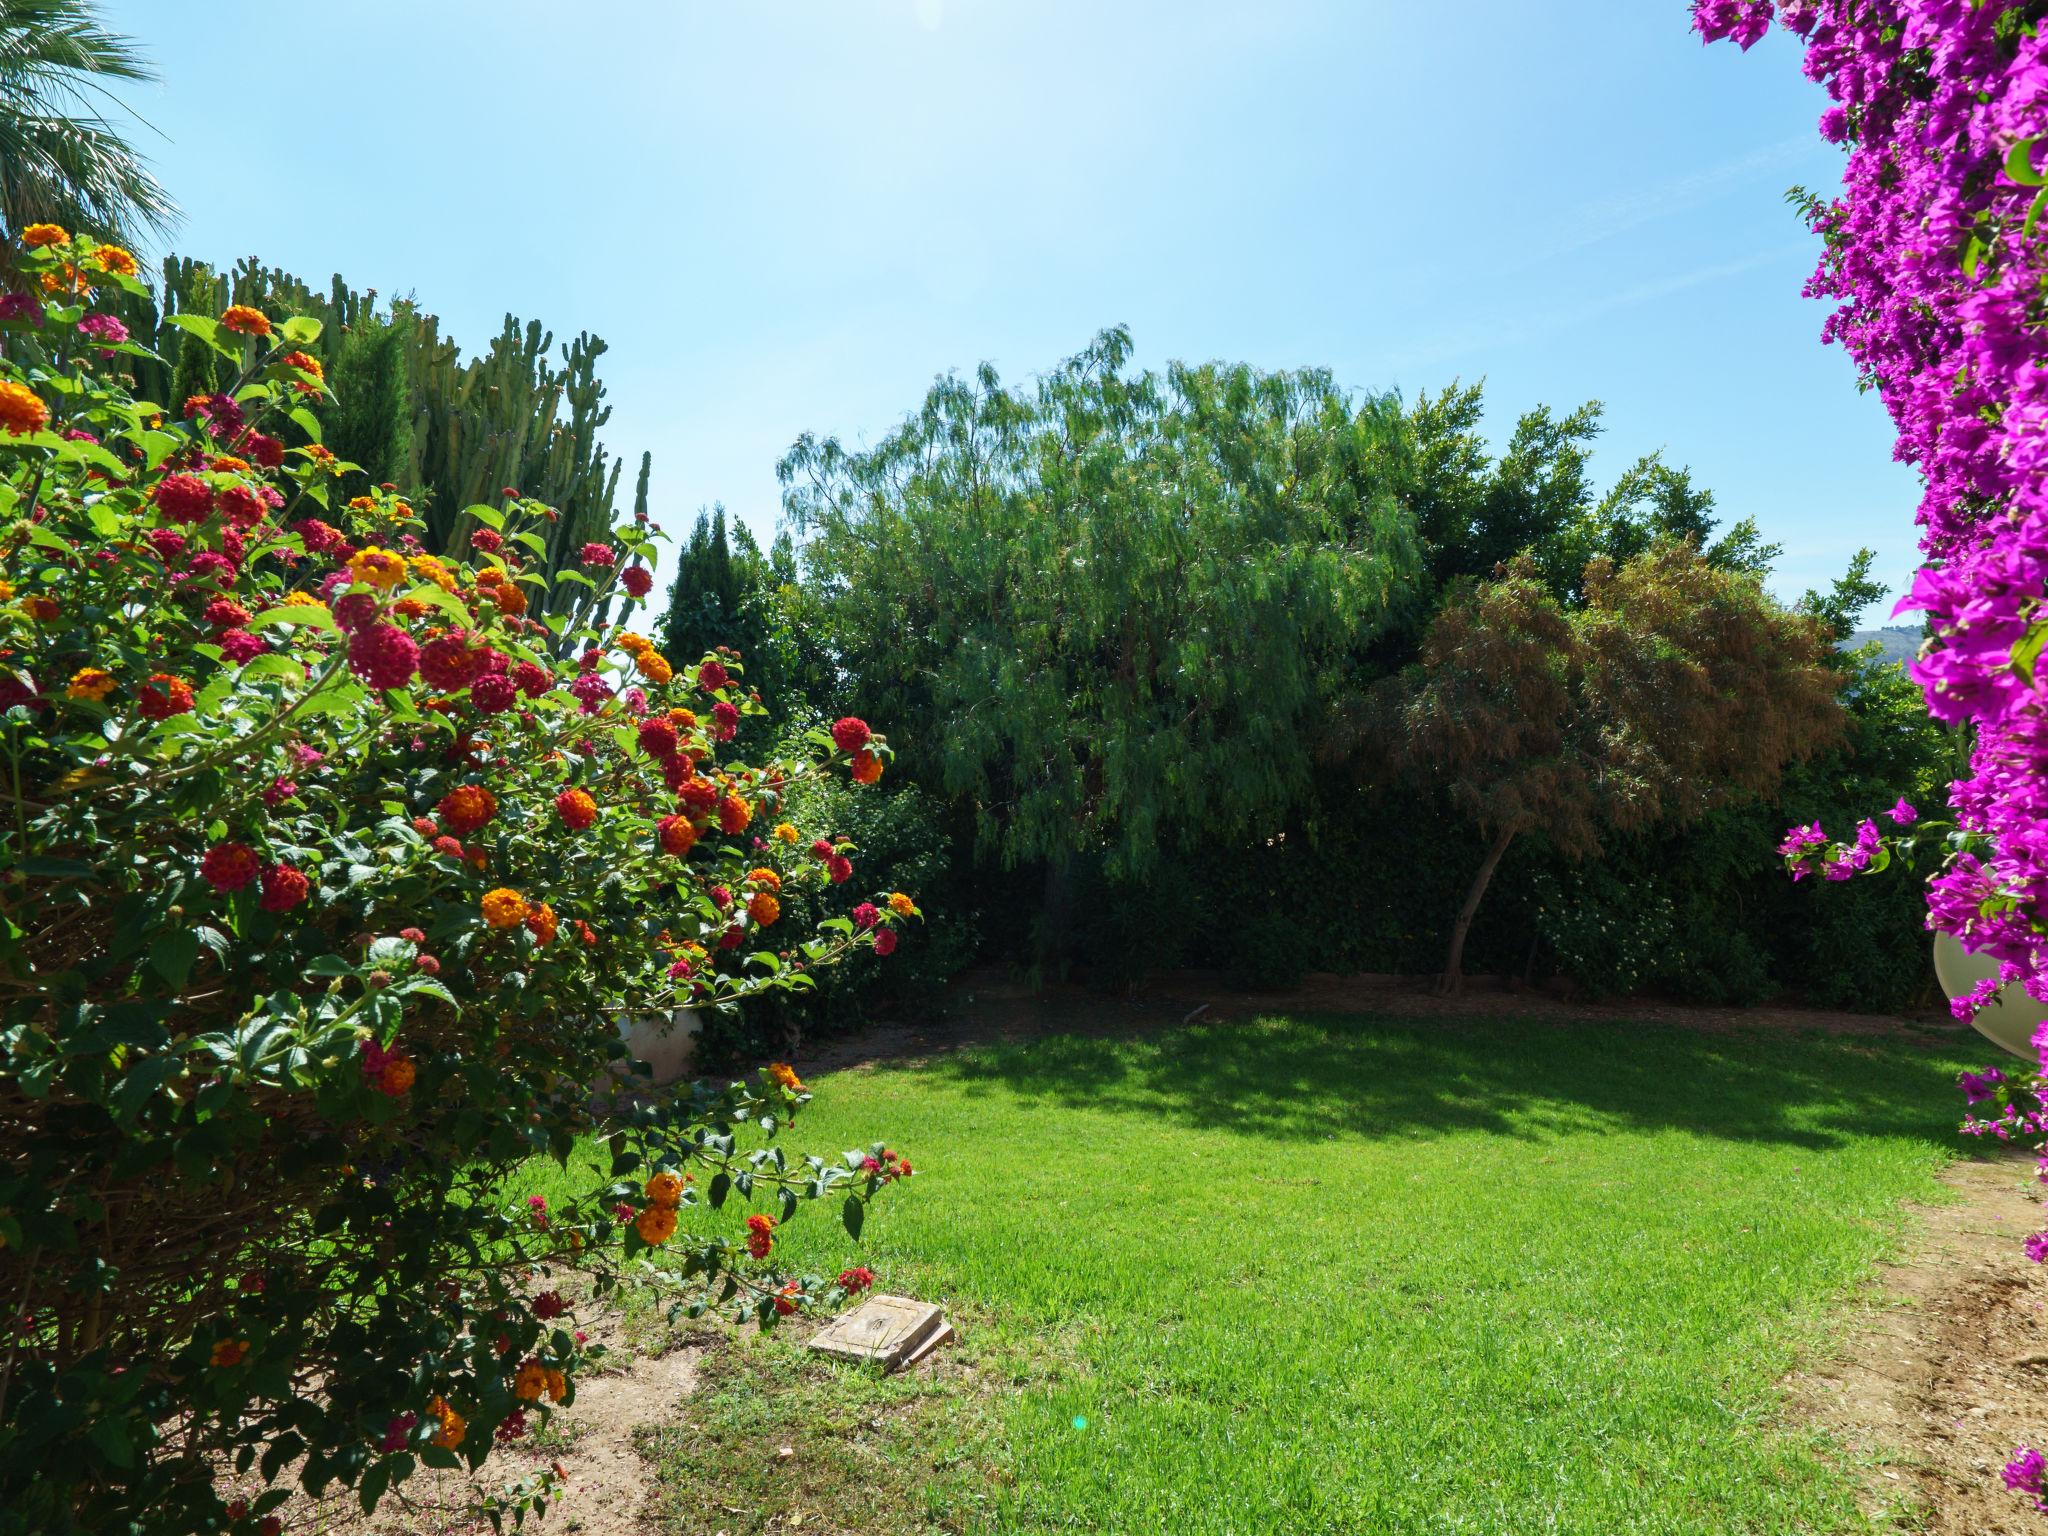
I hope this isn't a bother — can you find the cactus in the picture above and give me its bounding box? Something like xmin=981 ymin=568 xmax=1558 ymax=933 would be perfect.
xmin=105 ymin=253 xmax=639 ymax=618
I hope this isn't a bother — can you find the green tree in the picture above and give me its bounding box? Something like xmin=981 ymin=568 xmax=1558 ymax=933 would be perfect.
xmin=658 ymin=508 xmax=822 ymax=729
xmin=783 ymin=328 xmax=1422 ymax=942
xmin=1395 ymin=543 xmax=1845 ymax=992
xmin=1402 ymin=381 xmax=1778 ymax=605
xmin=0 ymin=0 xmax=174 ymax=243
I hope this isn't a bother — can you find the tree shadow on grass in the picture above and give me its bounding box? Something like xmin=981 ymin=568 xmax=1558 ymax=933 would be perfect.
xmin=889 ymin=1011 xmax=1978 ymax=1151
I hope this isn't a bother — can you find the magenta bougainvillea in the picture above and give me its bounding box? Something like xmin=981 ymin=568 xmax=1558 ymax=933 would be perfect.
xmin=1695 ymin=1 xmax=2048 ymax=1512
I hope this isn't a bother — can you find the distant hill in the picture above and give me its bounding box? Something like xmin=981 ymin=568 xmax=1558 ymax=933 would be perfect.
xmin=1847 ymin=626 xmax=1920 ymax=668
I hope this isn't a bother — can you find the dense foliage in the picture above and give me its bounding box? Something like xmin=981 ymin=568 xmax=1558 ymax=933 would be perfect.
xmin=782 ymin=328 xmax=1421 ymax=897
xmin=783 ymin=347 xmax=1936 ymax=1006
xmin=1387 ymin=543 xmax=1844 ymax=989
xmin=0 ymin=229 xmax=918 ymax=1535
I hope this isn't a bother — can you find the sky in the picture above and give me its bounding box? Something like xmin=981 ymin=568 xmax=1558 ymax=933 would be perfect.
xmin=100 ymin=0 xmax=1914 ymax=622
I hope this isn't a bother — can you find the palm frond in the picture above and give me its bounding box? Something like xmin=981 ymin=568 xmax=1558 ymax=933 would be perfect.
xmin=0 ymin=0 xmax=176 ymax=242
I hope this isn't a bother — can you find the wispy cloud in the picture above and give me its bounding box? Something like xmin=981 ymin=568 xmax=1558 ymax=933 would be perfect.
xmin=1511 ymin=135 xmax=1821 ymax=272
xmin=1378 ymin=240 xmax=1815 ymax=377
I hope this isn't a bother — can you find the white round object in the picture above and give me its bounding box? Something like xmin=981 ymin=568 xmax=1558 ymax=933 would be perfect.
xmin=1932 ymin=931 xmax=2045 ymax=1061
xmin=616 ymin=1008 xmax=702 ymax=1086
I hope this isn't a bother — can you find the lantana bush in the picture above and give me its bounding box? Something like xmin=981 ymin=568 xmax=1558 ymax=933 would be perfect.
xmin=0 ymin=228 xmax=919 ymax=1535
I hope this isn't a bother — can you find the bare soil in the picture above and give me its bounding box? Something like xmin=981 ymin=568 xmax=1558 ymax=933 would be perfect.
xmin=1794 ymin=1147 xmax=2048 ymax=1534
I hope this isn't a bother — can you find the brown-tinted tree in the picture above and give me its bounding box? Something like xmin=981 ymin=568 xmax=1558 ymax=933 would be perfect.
xmin=1396 ymin=542 xmax=1844 ymax=992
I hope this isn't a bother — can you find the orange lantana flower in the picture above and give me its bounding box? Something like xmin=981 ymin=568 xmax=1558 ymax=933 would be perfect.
xmin=524 ymin=901 xmax=558 ymax=945
xmin=220 ymin=304 xmax=272 ymax=337
xmin=88 ymin=244 xmax=138 ymax=278
xmin=481 ymin=888 xmax=528 ymax=929
xmin=0 ymin=381 xmax=48 ymax=437
xmin=66 ymin=667 xmax=115 ymax=702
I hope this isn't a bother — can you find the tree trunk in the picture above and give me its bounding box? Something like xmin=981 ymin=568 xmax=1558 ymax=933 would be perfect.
xmin=1440 ymin=824 xmax=1518 ymax=996
xmin=1036 ymin=853 xmax=1077 ymax=978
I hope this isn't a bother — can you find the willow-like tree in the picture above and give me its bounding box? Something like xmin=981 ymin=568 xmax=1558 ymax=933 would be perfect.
xmin=1399 ymin=543 xmax=1844 ymax=992
xmin=782 ymin=327 xmax=1422 ymax=935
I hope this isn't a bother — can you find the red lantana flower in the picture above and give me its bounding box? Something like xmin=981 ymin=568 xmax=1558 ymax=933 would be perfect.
xmin=201 ymin=842 xmax=262 ymax=892
xmin=152 ymin=473 xmax=213 ymax=525
xmin=638 ymin=717 xmax=678 ymax=760
xmin=259 ymin=863 xmax=310 ymax=913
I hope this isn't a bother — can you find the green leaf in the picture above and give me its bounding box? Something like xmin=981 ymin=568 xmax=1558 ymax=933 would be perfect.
xmin=2008 ymin=136 xmax=2046 ymax=188
xmin=167 ymin=312 xmax=236 ymax=360
xmin=405 ymin=583 xmax=472 ymax=626
xmin=15 ymin=856 xmax=94 ymax=879
xmin=88 ymin=1416 xmax=135 ymax=1468
xmin=842 ymin=1194 xmax=864 ymax=1240
xmin=110 ymin=1054 xmax=182 ymax=1122
xmin=359 ymin=1458 xmax=390 ymax=1515
xmin=150 ymin=930 xmax=201 ymax=989
xmin=2013 ymin=621 xmax=2048 ymax=685
xmin=238 ymin=654 xmax=308 ymax=685
xmin=281 ymin=316 xmax=323 ymax=346
xmin=289 ymin=405 xmax=324 ymax=443
xmin=246 ymin=605 xmax=340 ymax=637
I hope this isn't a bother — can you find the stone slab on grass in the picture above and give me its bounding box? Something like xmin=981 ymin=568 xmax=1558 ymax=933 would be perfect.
xmin=807 ymin=1294 xmax=953 ymax=1370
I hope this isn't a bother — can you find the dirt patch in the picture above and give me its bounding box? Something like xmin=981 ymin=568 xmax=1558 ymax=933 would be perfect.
xmin=542 ymin=1344 xmax=702 ymax=1536
xmin=232 ymin=1308 xmax=702 ymax=1536
xmin=1795 ymin=1147 xmax=2048 ymax=1533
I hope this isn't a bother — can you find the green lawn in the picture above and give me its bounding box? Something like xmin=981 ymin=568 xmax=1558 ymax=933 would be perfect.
xmin=610 ymin=1012 xmax=1978 ymax=1535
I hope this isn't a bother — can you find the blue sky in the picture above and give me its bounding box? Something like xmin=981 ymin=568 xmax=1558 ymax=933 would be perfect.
xmin=101 ymin=0 xmax=1911 ymax=620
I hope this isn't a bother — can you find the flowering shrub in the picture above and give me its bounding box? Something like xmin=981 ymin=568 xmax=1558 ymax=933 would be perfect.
xmin=0 ymin=231 xmax=920 ymax=1535
xmin=1695 ymin=2 xmax=2048 ymax=1513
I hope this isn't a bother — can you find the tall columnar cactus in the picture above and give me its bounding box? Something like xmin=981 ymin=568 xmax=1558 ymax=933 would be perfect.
xmin=103 ymin=253 xmax=636 ymax=612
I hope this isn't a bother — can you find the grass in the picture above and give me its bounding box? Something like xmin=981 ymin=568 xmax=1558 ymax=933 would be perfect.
xmin=578 ymin=1011 xmax=1980 ymax=1534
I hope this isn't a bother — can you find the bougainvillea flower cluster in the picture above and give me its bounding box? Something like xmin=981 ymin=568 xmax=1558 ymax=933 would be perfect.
xmin=1698 ymin=3 xmax=2048 ymax=1511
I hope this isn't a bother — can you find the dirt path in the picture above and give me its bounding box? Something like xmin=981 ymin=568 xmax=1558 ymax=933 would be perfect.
xmin=1796 ymin=1147 xmax=2048 ymax=1533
